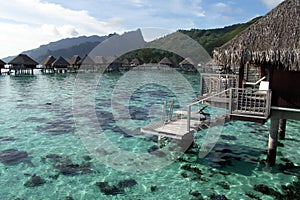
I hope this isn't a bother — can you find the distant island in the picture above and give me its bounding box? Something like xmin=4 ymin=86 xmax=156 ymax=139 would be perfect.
xmin=2 ymin=17 xmax=261 ymax=64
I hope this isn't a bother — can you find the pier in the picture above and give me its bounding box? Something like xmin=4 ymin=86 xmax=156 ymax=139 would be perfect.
xmin=141 ymin=98 xmax=230 ymax=145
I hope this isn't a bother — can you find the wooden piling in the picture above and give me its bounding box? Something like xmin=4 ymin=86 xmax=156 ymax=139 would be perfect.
xmin=267 ymin=116 xmax=279 ymax=166
xmin=278 ymin=119 xmax=286 ymax=140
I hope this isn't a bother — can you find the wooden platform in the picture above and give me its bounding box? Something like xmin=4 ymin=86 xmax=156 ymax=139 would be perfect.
xmin=141 ymin=114 xmax=230 ymax=140
xmin=141 ymin=119 xmax=200 ymax=140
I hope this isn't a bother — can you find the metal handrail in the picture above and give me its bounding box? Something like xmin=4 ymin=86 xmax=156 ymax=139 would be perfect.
xmin=189 ymin=89 xmax=231 ymax=107
xmin=187 ymin=88 xmax=231 ymax=131
xmin=244 ymin=76 xmax=266 ymax=86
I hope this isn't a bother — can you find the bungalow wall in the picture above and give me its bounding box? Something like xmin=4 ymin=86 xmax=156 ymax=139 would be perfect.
xmin=271 ymin=69 xmax=300 ymax=108
xmin=243 ymin=64 xmax=261 ymax=83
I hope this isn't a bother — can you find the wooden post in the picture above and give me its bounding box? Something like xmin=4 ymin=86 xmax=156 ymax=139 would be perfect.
xmin=267 ymin=116 xmax=279 ymax=166
xmin=228 ymin=88 xmax=233 ymax=112
xmin=162 ymin=101 xmax=167 ymax=122
xmin=238 ymin=63 xmax=244 ymax=88
xmin=187 ymin=105 xmax=191 ymax=131
xmin=278 ymin=119 xmax=286 ymax=140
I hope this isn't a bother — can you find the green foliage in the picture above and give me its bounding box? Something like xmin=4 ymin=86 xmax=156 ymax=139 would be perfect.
xmin=179 ymin=16 xmax=261 ymax=56
xmin=120 ymin=17 xmax=262 ymax=65
xmin=119 ymin=48 xmax=183 ymax=65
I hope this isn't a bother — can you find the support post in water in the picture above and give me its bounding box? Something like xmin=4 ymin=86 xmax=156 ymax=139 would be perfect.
xmin=187 ymin=105 xmax=191 ymax=131
xmin=278 ymin=119 xmax=286 ymax=140
xmin=267 ymin=115 xmax=280 ymax=166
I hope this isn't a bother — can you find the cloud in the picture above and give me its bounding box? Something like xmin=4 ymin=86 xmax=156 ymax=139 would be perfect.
xmin=260 ymin=0 xmax=284 ymax=9
xmin=0 ymin=0 xmax=126 ymax=58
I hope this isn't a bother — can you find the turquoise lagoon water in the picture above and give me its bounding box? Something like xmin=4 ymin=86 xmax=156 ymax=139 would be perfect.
xmin=0 ymin=70 xmax=299 ymax=199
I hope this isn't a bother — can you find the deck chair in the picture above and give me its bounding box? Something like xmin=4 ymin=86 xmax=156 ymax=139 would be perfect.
xmin=255 ymin=81 xmax=269 ymax=94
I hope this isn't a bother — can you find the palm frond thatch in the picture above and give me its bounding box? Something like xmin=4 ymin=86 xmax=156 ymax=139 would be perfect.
xmin=213 ymin=0 xmax=300 ymax=71
xmin=41 ymin=55 xmax=56 ymax=66
xmin=78 ymin=54 xmax=95 ymax=65
xmin=180 ymin=57 xmax=195 ymax=66
xmin=52 ymin=56 xmax=69 ymax=68
xmin=69 ymin=55 xmax=81 ymax=65
xmin=0 ymin=59 xmax=6 ymax=68
xmin=8 ymin=54 xmax=38 ymax=66
xmin=159 ymin=57 xmax=173 ymax=66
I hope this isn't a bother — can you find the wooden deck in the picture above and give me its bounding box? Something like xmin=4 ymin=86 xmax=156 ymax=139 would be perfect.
xmin=141 ymin=119 xmax=200 ymax=140
xmin=141 ymin=114 xmax=230 ymax=140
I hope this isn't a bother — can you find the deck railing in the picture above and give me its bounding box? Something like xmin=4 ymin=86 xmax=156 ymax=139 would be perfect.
xmin=187 ymin=89 xmax=231 ymax=131
xmin=200 ymin=73 xmax=238 ymax=96
xmin=186 ymin=88 xmax=272 ymax=131
xmin=229 ymin=88 xmax=272 ymax=118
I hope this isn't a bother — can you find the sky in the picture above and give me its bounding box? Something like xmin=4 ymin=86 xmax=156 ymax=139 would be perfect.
xmin=0 ymin=0 xmax=284 ymax=59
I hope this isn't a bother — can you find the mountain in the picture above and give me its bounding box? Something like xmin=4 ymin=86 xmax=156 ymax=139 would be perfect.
xmin=2 ymin=34 xmax=116 ymax=63
xmin=2 ymin=17 xmax=261 ymax=63
xmin=121 ymin=17 xmax=262 ymax=64
xmin=179 ymin=17 xmax=262 ymax=56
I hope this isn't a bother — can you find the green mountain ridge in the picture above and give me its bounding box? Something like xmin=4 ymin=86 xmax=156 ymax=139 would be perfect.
xmin=2 ymin=17 xmax=260 ymax=63
xmin=179 ymin=16 xmax=262 ymax=56
xmin=120 ymin=17 xmax=261 ymax=64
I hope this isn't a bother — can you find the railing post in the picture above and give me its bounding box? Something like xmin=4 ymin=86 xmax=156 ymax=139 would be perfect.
xmin=228 ymin=88 xmax=233 ymax=113
xmin=187 ymin=105 xmax=191 ymax=132
xmin=265 ymin=90 xmax=272 ymax=117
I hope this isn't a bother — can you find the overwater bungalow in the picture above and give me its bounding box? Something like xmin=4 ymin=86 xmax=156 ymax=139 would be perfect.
xmin=159 ymin=57 xmax=174 ymax=68
xmin=41 ymin=55 xmax=56 ymax=73
xmin=212 ymin=0 xmax=300 ymax=166
xmin=142 ymin=0 xmax=299 ymax=167
xmin=68 ymin=55 xmax=81 ymax=72
xmin=78 ymin=54 xmax=96 ymax=72
xmin=94 ymin=56 xmax=106 ymax=68
xmin=0 ymin=59 xmax=6 ymax=75
xmin=52 ymin=56 xmax=69 ymax=73
xmin=105 ymin=56 xmax=121 ymax=72
xmin=120 ymin=58 xmax=131 ymax=70
xmin=130 ymin=58 xmax=143 ymax=67
xmin=8 ymin=54 xmax=38 ymax=75
xmin=179 ymin=57 xmax=196 ymax=72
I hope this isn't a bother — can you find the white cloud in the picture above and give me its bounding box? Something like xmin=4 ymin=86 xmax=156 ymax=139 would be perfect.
xmin=0 ymin=0 xmax=126 ymax=58
xmin=260 ymin=0 xmax=284 ymax=9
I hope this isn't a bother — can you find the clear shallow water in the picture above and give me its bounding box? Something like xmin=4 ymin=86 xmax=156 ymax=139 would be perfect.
xmin=0 ymin=70 xmax=299 ymax=200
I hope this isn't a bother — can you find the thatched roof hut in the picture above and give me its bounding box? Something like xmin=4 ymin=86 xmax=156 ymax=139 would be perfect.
xmin=0 ymin=59 xmax=6 ymax=69
xmin=122 ymin=58 xmax=131 ymax=66
xmin=69 ymin=55 xmax=81 ymax=66
xmin=159 ymin=57 xmax=174 ymax=67
xmin=41 ymin=55 xmax=56 ymax=68
xmin=78 ymin=54 xmax=95 ymax=65
xmin=179 ymin=57 xmax=195 ymax=66
xmin=52 ymin=56 xmax=69 ymax=69
xmin=131 ymin=58 xmax=143 ymax=66
xmin=94 ymin=56 xmax=107 ymax=65
xmin=213 ymin=0 xmax=300 ymax=71
xmin=8 ymin=54 xmax=38 ymax=69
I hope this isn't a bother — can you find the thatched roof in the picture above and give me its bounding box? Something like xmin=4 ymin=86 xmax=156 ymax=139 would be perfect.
xmin=106 ymin=56 xmax=121 ymax=64
xmin=78 ymin=54 xmax=95 ymax=65
xmin=131 ymin=58 xmax=143 ymax=65
xmin=8 ymin=54 xmax=38 ymax=66
xmin=213 ymin=0 xmax=300 ymax=71
xmin=122 ymin=58 xmax=131 ymax=65
xmin=52 ymin=56 xmax=69 ymax=68
xmin=0 ymin=59 xmax=6 ymax=68
xmin=94 ymin=56 xmax=107 ymax=64
xmin=69 ymin=55 xmax=81 ymax=65
xmin=41 ymin=55 xmax=56 ymax=66
xmin=159 ymin=57 xmax=173 ymax=66
xmin=179 ymin=57 xmax=195 ymax=66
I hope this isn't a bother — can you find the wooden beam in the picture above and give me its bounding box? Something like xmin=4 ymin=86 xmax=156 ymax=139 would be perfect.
xmin=267 ymin=116 xmax=279 ymax=166
xmin=238 ymin=63 xmax=244 ymax=88
xmin=278 ymin=119 xmax=286 ymax=140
